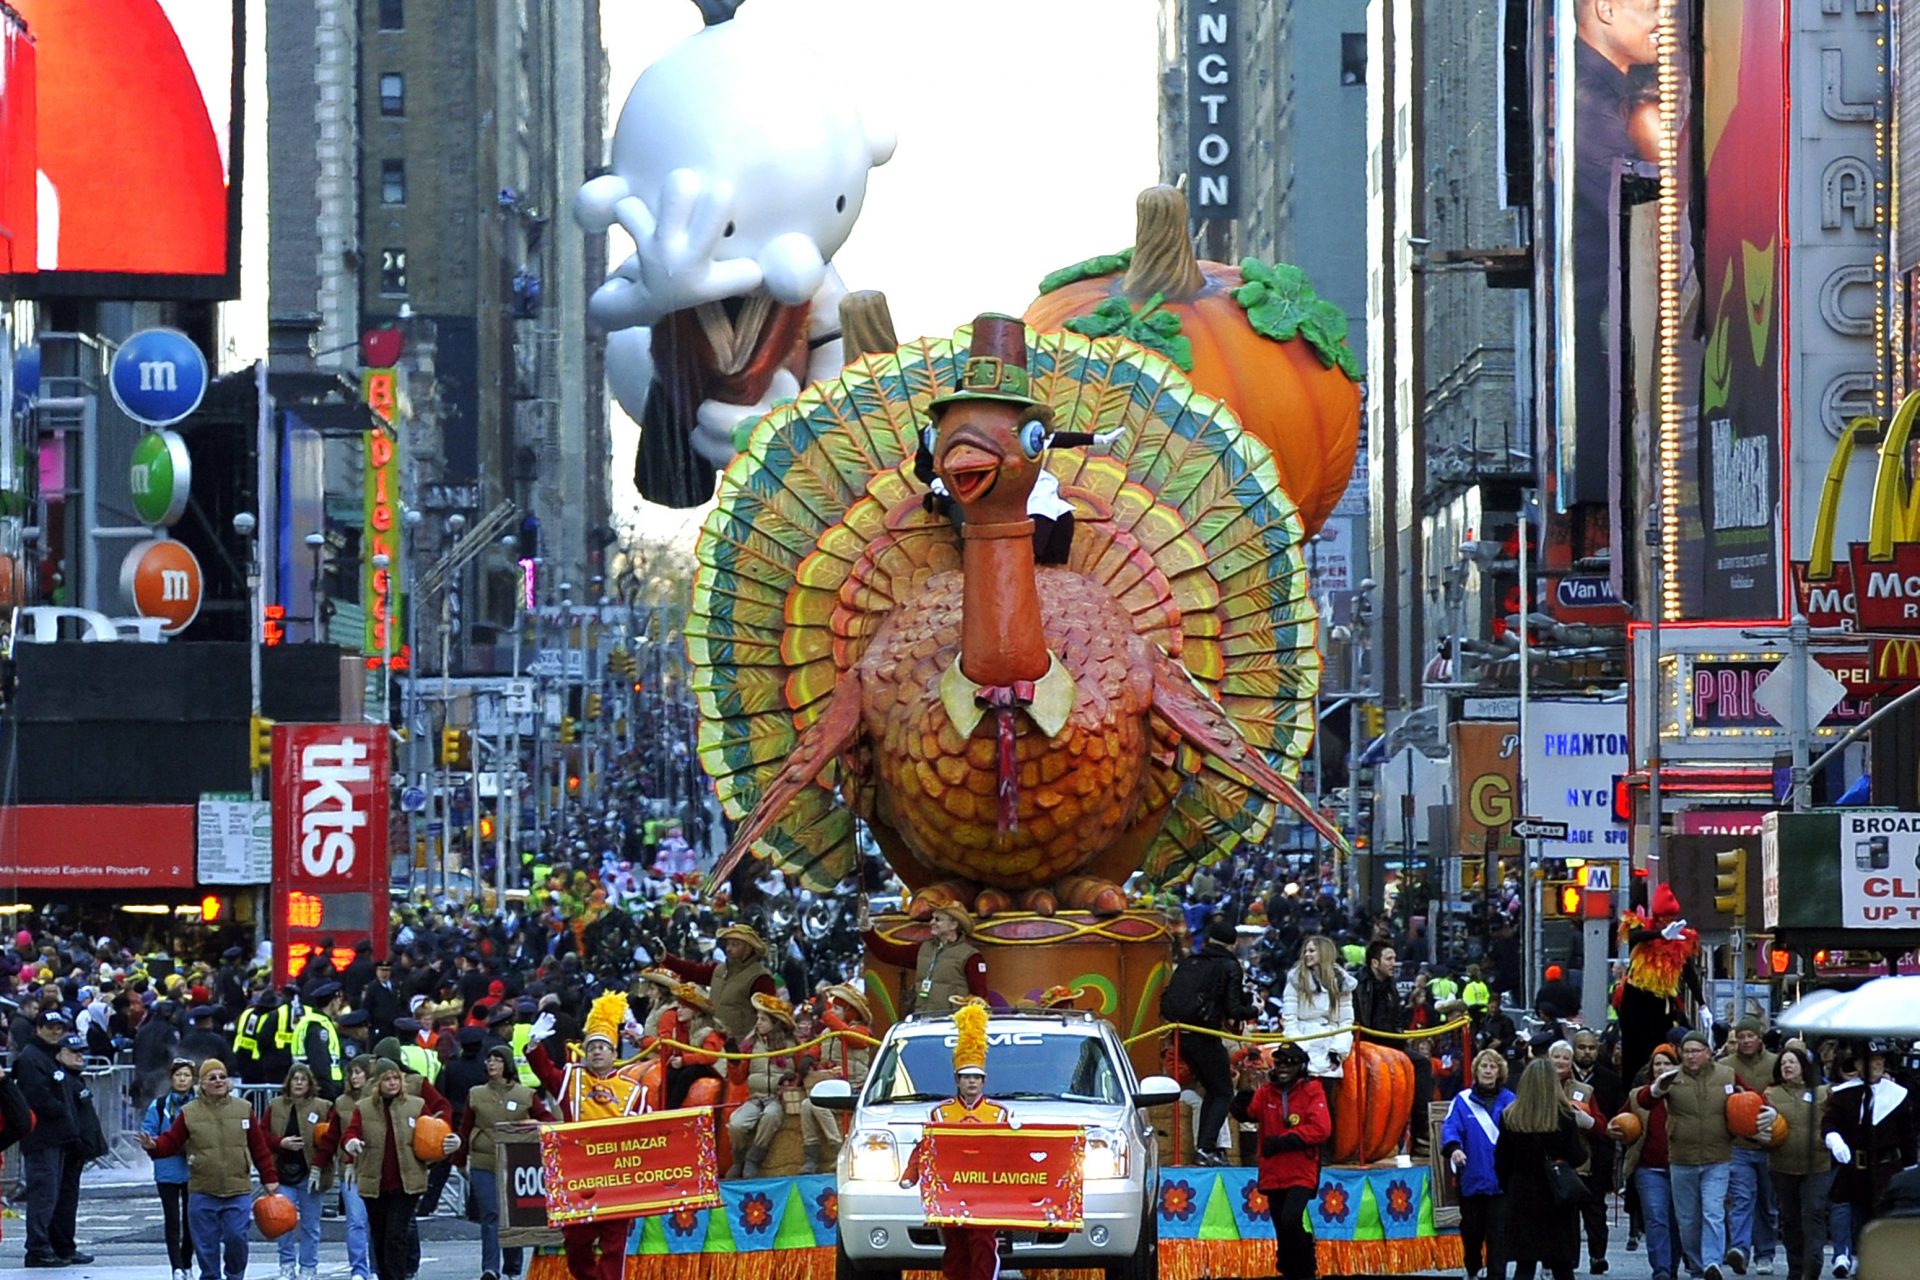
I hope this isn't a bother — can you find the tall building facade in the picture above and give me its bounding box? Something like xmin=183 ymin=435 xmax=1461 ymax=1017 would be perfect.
xmin=269 ymin=0 xmax=609 ymax=667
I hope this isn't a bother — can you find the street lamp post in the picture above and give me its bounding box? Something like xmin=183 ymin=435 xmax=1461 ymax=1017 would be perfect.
xmin=305 ymin=531 xmax=327 ymax=643
xmin=403 ymin=508 xmax=424 ymax=873
xmin=235 ymin=512 xmax=262 ymax=804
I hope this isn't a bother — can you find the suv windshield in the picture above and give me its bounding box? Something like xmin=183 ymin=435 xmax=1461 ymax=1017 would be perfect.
xmin=864 ymin=1028 xmax=1126 ymax=1105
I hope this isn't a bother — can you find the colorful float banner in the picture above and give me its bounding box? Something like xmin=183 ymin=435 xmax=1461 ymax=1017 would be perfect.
xmin=518 ymin=1168 xmax=1460 ymax=1280
xmin=916 ymin=1125 xmax=1084 ymax=1230
xmin=540 ymin=1108 xmax=720 ymax=1225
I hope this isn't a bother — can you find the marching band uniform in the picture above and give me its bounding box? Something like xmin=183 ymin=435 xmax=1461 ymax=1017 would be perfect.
xmin=900 ymin=1000 xmax=1008 ymax=1280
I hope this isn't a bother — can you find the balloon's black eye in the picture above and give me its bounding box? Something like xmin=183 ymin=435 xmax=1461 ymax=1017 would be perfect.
xmin=836 ymin=195 xmax=847 ymax=213
xmin=723 ymin=221 xmax=736 ymax=237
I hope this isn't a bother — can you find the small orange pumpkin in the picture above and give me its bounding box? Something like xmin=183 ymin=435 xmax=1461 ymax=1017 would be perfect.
xmin=1329 ymin=1040 xmax=1415 ymax=1164
xmin=253 ymin=1191 xmax=299 ymax=1239
xmin=1765 ymin=1111 xmax=1789 ymax=1148
xmin=1608 ymin=1112 xmax=1643 ymax=1144
xmin=411 ymin=1112 xmax=454 ymax=1163
xmin=1024 ymin=186 xmax=1362 ymax=536
xmin=1726 ymin=1091 xmax=1767 ymax=1139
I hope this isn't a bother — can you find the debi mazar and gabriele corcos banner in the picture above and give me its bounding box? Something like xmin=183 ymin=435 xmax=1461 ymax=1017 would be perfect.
xmin=540 ymin=1109 xmax=720 ymax=1225
xmin=916 ymin=1125 xmax=1085 ymax=1231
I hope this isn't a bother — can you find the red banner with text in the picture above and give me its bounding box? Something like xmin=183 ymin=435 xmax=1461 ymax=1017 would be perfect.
xmin=916 ymin=1125 xmax=1085 ymax=1230
xmin=271 ymin=723 xmax=389 ymax=984
xmin=540 ymin=1108 xmax=719 ymax=1225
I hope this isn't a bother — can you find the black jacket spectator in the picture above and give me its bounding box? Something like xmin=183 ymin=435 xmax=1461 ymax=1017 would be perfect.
xmin=1353 ymin=969 xmax=1405 ymax=1037
xmin=14 ymin=1037 xmax=80 ymax=1153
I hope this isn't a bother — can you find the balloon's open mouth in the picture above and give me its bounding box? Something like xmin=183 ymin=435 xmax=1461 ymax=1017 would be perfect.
xmin=942 ymin=443 xmax=1000 ymax=504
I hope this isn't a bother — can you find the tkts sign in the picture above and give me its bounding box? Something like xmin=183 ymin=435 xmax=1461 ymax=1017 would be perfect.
xmin=271 ymin=723 xmax=389 ymax=983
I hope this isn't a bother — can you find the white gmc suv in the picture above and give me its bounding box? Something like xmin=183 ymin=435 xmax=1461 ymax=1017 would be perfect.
xmin=810 ymin=1009 xmax=1179 ymax=1280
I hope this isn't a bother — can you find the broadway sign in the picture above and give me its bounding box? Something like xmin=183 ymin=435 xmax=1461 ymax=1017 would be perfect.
xmin=916 ymin=1125 xmax=1086 ymax=1230
xmin=540 ymin=1108 xmax=719 ymax=1224
xmin=271 ymin=723 xmax=389 ymax=984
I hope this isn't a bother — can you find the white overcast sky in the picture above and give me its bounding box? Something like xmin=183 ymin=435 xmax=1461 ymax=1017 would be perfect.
xmin=598 ymin=0 xmax=1165 ymax=538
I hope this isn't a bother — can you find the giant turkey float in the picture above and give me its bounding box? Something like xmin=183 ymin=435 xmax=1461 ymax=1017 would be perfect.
xmin=548 ymin=3 xmax=1455 ymax=1276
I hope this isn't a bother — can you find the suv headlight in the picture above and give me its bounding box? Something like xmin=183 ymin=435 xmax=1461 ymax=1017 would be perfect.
xmin=847 ymin=1128 xmax=901 ymax=1184
xmin=1083 ymin=1127 xmax=1129 ymax=1181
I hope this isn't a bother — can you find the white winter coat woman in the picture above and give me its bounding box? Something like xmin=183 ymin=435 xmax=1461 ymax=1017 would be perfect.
xmin=1282 ymin=935 xmax=1356 ymax=1079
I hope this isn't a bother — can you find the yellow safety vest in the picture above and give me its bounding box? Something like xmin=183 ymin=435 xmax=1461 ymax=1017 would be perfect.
xmin=233 ymin=1007 xmax=266 ymax=1058
xmin=296 ymin=1011 xmax=344 ymax=1086
xmin=510 ymin=1024 xmax=540 ymax=1089
xmin=400 ymin=1042 xmax=441 ymax=1084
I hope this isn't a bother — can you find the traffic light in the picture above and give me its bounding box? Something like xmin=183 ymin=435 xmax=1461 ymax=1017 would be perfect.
xmin=609 ymin=649 xmax=636 ymax=678
xmin=560 ymin=717 xmax=577 ymax=744
xmin=479 ymin=813 xmax=495 ymax=840
xmin=1544 ymin=881 xmax=1583 ymax=917
xmin=441 ymin=728 xmax=470 ymax=769
xmin=586 ymin=692 xmax=604 ymax=720
xmin=1714 ymin=847 xmax=1748 ymax=920
xmin=201 ymin=894 xmax=225 ymax=922
xmin=248 ymin=714 xmax=275 ymax=772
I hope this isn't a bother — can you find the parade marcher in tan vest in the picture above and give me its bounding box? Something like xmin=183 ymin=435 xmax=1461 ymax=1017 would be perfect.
xmin=726 ymin=993 xmax=800 ymax=1178
xmin=860 ymin=901 xmax=987 ymax=1016
xmin=342 ymin=1059 xmax=461 ymax=1280
xmin=268 ymin=1064 xmax=333 ymax=1280
xmin=458 ymin=1045 xmax=553 ymax=1280
xmin=662 ymin=924 xmax=778 ymax=1042
xmin=140 ymin=1059 xmax=283 ymax=1280
xmin=325 ymin=1057 xmax=375 ymax=1280
xmin=800 ymin=983 xmax=873 ymax=1174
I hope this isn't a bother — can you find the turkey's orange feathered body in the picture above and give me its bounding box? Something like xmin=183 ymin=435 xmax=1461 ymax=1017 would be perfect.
xmin=854 ymin=566 xmax=1163 ymax=890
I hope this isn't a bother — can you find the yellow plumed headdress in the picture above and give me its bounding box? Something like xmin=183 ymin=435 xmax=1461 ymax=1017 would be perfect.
xmin=583 ymin=992 xmax=628 ymax=1047
xmin=952 ymin=997 xmax=989 ymax=1076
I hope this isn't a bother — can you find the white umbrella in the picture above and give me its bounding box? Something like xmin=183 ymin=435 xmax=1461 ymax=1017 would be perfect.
xmin=1778 ymin=977 xmax=1920 ymax=1037
xmin=1776 ymin=986 xmax=1851 ymax=1032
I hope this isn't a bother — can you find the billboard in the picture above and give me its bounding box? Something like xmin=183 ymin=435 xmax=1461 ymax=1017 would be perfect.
xmin=0 ymin=7 xmax=33 ymax=278
xmin=270 ymin=723 xmax=388 ymax=983
xmin=1521 ymin=699 xmax=1629 ymax=856
xmin=1450 ymin=720 xmax=1520 ymax=858
xmin=3 ymin=0 xmax=241 ymax=298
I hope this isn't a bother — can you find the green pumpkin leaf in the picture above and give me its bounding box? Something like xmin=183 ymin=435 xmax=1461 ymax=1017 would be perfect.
xmin=1036 ymin=248 xmax=1135 ymax=296
xmin=1232 ymin=256 xmax=1362 ymax=381
xmin=1063 ymin=292 xmax=1194 ymax=371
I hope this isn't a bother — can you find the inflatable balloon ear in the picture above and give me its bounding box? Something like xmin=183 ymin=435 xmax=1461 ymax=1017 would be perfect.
xmin=576 ymin=0 xmax=895 ymax=507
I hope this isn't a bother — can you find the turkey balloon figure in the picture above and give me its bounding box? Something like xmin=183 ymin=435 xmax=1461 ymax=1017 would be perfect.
xmin=693 ymin=315 xmax=1347 ymax=920
xmin=575 ymin=0 xmax=894 ymax=507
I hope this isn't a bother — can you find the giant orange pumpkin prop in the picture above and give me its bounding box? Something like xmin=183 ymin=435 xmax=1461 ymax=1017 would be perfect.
xmin=411 ymin=1113 xmax=455 ymax=1163
xmin=1024 ymin=186 xmax=1362 ymax=535
xmin=1330 ymin=1039 xmax=1415 ymax=1164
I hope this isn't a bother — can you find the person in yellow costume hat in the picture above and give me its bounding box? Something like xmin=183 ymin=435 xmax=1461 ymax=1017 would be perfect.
xmin=525 ymin=993 xmax=648 ymax=1280
xmin=900 ymin=999 xmax=1010 ymax=1280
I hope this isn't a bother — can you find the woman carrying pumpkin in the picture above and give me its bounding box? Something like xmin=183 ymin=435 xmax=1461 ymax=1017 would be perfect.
xmin=1280 ymin=936 xmax=1354 ymax=1130
xmin=1617 ymin=1042 xmax=1681 ymax=1280
xmin=1494 ymin=1058 xmax=1588 ymax=1280
xmin=137 ymin=1059 xmax=283 ymax=1280
xmin=726 ymin=992 xmax=800 ymax=1178
xmin=1248 ymin=1041 xmax=1332 ymax=1280
xmin=1764 ymin=1046 xmax=1832 ymax=1280
xmin=459 ymin=1044 xmax=553 ymax=1280
xmin=139 ymin=1058 xmax=197 ymax=1280
xmin=328 ymin=1056 xmax=374 ymax=1280
xmin=1441 ymin=1049 xmax=1514 ymax=1280
xmin=341 ymin=1058 xmax=462 ymax=1280
xmin=267 ymin=1063 xmax=332 ymax=1280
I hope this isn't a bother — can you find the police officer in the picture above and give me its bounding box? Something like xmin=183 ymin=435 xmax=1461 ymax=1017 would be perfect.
xmin=15 ymin=1012 xmax=93 ymax=1267
xmin=299 ymin=983 xmax=347 ymax=1098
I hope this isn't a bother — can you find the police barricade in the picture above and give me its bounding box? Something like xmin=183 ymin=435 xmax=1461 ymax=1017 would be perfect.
xmin=79 ymin=1060 xmax=139 ymax=1167
xmin=234 ymin=1082 xmax=280 ymax=1119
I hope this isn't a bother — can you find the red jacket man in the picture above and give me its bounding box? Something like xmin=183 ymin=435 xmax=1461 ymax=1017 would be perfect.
xmin=1247 ymin=1043 xmax=1332 ymax=1280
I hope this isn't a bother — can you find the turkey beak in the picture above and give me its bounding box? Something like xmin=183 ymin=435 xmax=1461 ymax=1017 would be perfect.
xmin=941 ymin=442 xmax=1000 ymax=504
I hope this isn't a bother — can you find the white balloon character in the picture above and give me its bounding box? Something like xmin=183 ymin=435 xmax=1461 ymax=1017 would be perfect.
xmin=576 ymin=0 xmax=895 ymax=507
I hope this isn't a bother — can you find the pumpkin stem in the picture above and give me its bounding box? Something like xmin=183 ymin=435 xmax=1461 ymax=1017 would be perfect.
xmin=1121 ymin=186 xmax=1206 ymax=303
xmin=839 ymin=290 xmax=899 ymax=363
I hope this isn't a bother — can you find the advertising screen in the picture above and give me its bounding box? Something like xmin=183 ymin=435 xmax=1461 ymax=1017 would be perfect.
xmin=0 ymin=8 xmax=33 ymax=279
xmin=271 ymin=723 xmax=389 ymax=983
xmin=2 ymin=0 xmax=241 ymax=298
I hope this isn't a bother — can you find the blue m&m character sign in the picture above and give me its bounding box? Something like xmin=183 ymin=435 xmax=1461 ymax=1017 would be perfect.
xmin=109 ymin=328 xmax=209 ymax=427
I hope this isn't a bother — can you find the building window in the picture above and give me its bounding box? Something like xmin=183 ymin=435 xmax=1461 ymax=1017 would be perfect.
xmin=379 ymin=73 xmax=404 ymax=117
xmin=1341 ymin=34 xmax=1366 ymax=86
xmin=380 ymin=248 xmax=408 ymax=296
xmin=378 ymin=0 xmax=403 ymax=30
xmin=381 ymin=159 xmax=406 ymax=205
